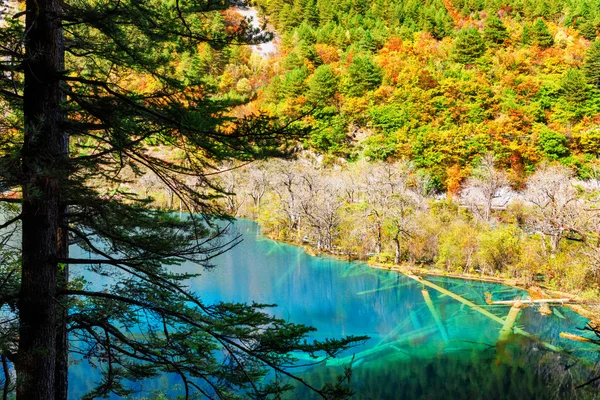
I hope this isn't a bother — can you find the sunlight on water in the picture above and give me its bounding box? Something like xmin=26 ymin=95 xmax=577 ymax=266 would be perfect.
xmin=69 ymin=219 xmax=600 ymax=399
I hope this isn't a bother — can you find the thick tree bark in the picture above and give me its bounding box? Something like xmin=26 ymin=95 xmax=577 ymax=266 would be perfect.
xmin=55 ymin=216 xmax=69 ymax=400
xmin=17 ymin=1 xmax=66 ymax=399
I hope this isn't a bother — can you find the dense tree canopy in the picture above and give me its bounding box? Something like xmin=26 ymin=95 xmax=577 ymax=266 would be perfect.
xmin=0 ymin=1 xmax=364 ymax=399
xmin=248 ymin=0 xmax=600 ymax=189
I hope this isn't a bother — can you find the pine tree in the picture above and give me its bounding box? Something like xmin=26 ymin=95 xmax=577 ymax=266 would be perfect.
xmin=317 ymin=0 xmax=335 ymax=25
xmin=305 ymin=0 xmax=320 ymax=27
xmin=453 ymin=27 xmax=487 ymax=65
xmin=484 ymin=15 xmax=509 ymax=45
xmin=359 ymin=30 xmax=377 ymax=53
xmin=0 ymin=1 xmax=365 ymax=399
xmin=521 ymin=23 xmax=532 ymax=45
xmin=579 ymin=20 xmax=598 ymax=40
xmin=344 ymin=56 xmax=383 ymax=96
xmin=307 ymin=64 xmax=339 ymax=104
xmin=531 ymin=18 xmax=554 ymax=48
xmin=584 ymin=39 xmax=600 ymax=89
xmin=560 ymin=68 xmax=590 ymax=104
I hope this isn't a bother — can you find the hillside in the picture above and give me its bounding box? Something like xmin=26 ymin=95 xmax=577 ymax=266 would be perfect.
xmin=241 ymin=0 xmax=600 ymax=191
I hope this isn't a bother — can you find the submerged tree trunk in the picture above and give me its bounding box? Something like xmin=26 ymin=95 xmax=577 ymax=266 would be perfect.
xmin=17 ymin=1 xmax=65 ymax=399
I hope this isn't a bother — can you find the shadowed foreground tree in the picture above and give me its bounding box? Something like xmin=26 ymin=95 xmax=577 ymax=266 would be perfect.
xmin=0 ymin=1 xmax=365 ymax=399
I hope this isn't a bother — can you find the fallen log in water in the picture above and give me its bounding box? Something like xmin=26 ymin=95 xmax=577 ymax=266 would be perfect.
xmin=326 ymin=322 xmax=447 ymax=367
xmin=489 ymin=298 xmax=572 ymax=305
xmin=559 ymin=332 xmax=598 ymax=344
xmin=422 ymin=289 xmax=449 ymax=343
xmin=498 ymin=303 xmax=523 ymax=344
xmin=402 ymin=273 xmax=561 ymax=352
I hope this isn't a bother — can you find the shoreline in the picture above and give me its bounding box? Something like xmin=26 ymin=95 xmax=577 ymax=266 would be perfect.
xmin=269 ymin=233 xmax=600 ymax=324
xmin=367 ymin=261 xmax=600 ymax=324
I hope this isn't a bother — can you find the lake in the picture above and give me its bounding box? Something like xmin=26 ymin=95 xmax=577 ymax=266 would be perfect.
xmin=69 ymin=219 xmax=600 ymax=399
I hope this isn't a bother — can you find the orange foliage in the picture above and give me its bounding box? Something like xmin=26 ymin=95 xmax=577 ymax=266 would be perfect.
xmin=383 ymin=37 xmax=404 ymax=53
xmin=222 ymin=9 xmax=244 ymax=36
xmin=314 ymin=44 xmax=340 ymax=64
xmin=445 ymin=164 xmax=465 ymax=197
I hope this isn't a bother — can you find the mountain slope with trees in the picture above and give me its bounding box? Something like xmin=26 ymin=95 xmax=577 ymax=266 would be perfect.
xmin=247 ymin=0 xmax=600 ymax=191
xmin=0 ymin=1 xmax=364 ymax=399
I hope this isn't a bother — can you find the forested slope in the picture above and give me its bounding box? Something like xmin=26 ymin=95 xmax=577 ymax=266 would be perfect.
xmin=248 ymin=0 xmax=600 ymax=191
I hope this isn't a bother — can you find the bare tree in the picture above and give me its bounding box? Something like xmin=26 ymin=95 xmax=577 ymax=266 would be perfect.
xmin=271 ymin=160 xmax=303 ymax=233
xmin=245 ymin=162 xmax=270 ymax=214
xmin=299 ymin=174 xmax=343 ymax=251
xmin=461 ymin=154 xmax=510 ymax=221
xmin=524 ymin=165 xmax=586 ymax=253
xmin=385 ymin=191 xmax=423 ymax=264
xmin=361 ymin=163 xmax=406 ymax=254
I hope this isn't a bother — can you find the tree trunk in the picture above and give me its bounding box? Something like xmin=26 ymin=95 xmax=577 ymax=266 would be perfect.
xmin=55 ymin=212 xmax=69 ymax=400
xmin=17 ymin=1 xmax=65 ymax=399
xmin=393 ymin=237 xmax=401 ymax=264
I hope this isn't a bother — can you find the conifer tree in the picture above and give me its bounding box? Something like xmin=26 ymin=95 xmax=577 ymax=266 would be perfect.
xmin=453 ymin=27 xmax=487 ymax=65
xmin=484 ymin=15 xmax=509 ymax=45
xmin=585 ymin=39 xmax=600 ymax=89
xmin=521 ymin=23 xmax=532 ymax=45
xmin=561 ymin=68 xmax=590 ymax=104
xmin=344 ymin=56 xmax=383 ymax=96
xmin=531 ymin=18 xmax=554 ymax=48
xmin=0 ymin=1 xmax=365 ymax=399
xmin=305 ymin=0 xmax=320 ymax=27
xmin=579 ymin=20 xmax=598 ymax=41
xmin=307 ymin=65 xmax=339 ymax=104
xmin=359 ymin=30 xmax=377 ymax=53
xmin=317 ymin=0 xmax=335 ymax=25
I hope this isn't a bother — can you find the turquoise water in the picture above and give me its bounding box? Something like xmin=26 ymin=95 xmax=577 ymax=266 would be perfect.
xmin=69 ymin=219 xmax=600 ymax=399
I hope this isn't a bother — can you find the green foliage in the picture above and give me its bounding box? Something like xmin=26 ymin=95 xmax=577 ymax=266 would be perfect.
xmin=476 ymin=225 xmax=522 ymax=273
xmin=561 ymin=68 xmax=590 ymax=104
xmin=436 ymin=221 xmax=478 ymax=271
xmin=0 ymin=0 xmax=369 ymax=398
xmin=307 ymin=64 xmax=339 ymax=104
xmin=253 ymin=0 xmax=600 ymax=189
xmin=453 ymin=27 xmax=487 ymax=64
xmin=344 ymin=56 xmax=383 ymax=96
xmin=282 ymin=67 xmax=310 ymax=97
xmin=579 ymin=19 xmax=598 ymax=40
xmin=484 ymin=15 xmax=509 ymax=45
xmin=521 ymin=24 xmax=532 ymax=45
xmin=530 ymin=18 xmax=554 ymax=48
xmin=306 ymin=114 xmax=350 ymax=154
xmin=585 ymin=39 xmax=600 ymax=89
xmin=537 ymin=126 xmax=570 ymax=159
xmin=578 ymin=129 xmax=600 ymax=154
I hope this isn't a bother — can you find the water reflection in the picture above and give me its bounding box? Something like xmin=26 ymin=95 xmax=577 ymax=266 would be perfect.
xmin=69 ymin=219 xmax=600 ymax=399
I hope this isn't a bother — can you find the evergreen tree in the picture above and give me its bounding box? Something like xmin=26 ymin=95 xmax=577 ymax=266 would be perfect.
xmin=282 ymin=66 xmax=310 ymax=97
xmin=359 ymin=30 xmax=377 ymax=53
xmin=291 ymin=0 xmax=309 ymax=27
xmin=579 ymin=19 xmax=598 ymax=40
xmin=561 ymin=68 xmax=590 ymax=104
xmin=0 ymin=1 xmax=365 ymax=399
xmin=344 ymin=56 xmax=383 ymax=96
xmin=531 ymin=18 xmax=554 ymax=48
xmin=453 ymin=27 xmax=487 ymax=65
xmin=307 ymin=65 xmax=340 ymax=104
xmin=317 ymin=0 xmax=336 ymax=25
xmin=584 ymin=39 xmax=600 ymax=89
xmin=283 ymin=51 xmax=306 ymax=70
xmin=484 ymin=15 xmax=509 ymax=45
xmin=305 ymin=0 xmax=321 ymax=26
xmin=521 ymin=23 xmax=532 ymax=45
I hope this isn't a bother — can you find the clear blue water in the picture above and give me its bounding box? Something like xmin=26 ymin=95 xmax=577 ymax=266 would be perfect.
xmin=69 ymin=219 xmax=600 ymax=399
